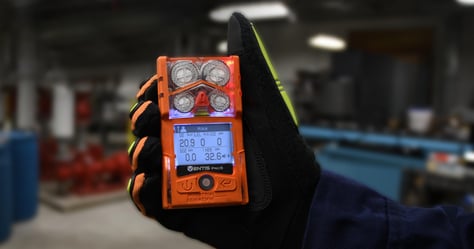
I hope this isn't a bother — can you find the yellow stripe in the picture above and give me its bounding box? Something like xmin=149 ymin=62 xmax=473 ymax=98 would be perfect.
xmin=127 ymin=178 xmax=132 ymax=193
xmin=128 ymin=140 xmax=136 ymax=155
xmin=280 ymin=92 xmax=298 ymax=124
xmin=251 ymin=24 xmax=279 ymax=82
xmin=251 ymin=24 xmax=299 ymax=125
xmin=128 ymin=100 xmax=137 ymax=145
xmin=129 ymin=102 xmax=138 ymax=113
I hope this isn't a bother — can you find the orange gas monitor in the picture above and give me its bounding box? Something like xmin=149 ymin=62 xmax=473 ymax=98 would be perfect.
xmin=157 ymin=56 xmax=248 ymax=209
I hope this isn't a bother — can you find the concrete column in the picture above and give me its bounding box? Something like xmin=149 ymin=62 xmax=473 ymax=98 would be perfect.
xmin=15 ymin=10 xmax=37 ymax=130
xmin=50 ymin=72 xmax=75 ymax=161
xmin=50 ymin=72 xmax=74 ymax=140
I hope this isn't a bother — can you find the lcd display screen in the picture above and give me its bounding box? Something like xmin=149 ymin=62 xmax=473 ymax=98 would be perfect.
xmin=173 ymin=123 xmax=234 ymax=175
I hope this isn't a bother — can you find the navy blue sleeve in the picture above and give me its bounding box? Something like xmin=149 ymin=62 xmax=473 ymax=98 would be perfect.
xmin=302 ymin=170 xmax=474 ymax=249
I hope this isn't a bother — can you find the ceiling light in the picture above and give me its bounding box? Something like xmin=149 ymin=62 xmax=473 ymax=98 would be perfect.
xmin=456 ymin=0 xmax=474 ymax=5
xmin=308 ymin=34 xmax=346 ymax=51
xmin=217 ymin=40 xmax=227 ymax=54
xmin=209 ymin=2 xmax=290 ymax=23
xmin=464 ymin=151 xmax=474 ymax=162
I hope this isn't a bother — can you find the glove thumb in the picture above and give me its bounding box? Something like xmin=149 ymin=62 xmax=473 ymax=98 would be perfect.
xmin=227 ymin=12 xmax=299 ymax=128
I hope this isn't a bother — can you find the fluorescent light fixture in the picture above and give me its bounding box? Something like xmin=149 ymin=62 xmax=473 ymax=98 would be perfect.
xmin=209 ymin=2 xmax=290 ymax=23
xmin=308 ymin=34 xmax=346 ymax=51
xmin=456 ymin=0 xmax=474 ymax=5
xmin=217 ymin=40 xmax=227 ymax=53
xmin=464 ymin=151 xmax=474 ymax=162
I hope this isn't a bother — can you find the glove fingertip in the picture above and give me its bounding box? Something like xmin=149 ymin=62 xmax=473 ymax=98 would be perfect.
xmin=130 ymin=101 xmax=153 ymax=130
xmin=130 ymin=100 xmax=161 ymax=138
xmin=130 ymin=172 xmax=147 ymax=216
xmin=227 ymin=13 xmax=244 ymax=55
xmin=136 ymin=75 xmax=158 ymax=101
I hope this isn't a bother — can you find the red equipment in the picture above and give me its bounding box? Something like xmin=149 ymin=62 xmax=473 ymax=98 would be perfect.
xmin=52 ymin=144 xmax=130 ymax=196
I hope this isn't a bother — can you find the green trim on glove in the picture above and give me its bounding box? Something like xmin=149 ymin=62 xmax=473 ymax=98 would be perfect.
xmin=251 ymin=24 xmax=299 ymax=126
xmin=129 ymin=102 xmax=139 ymax=113
xmin=127 ymin=178 xmax=132 ymax=193
xmin=127 ymin=140 xmax=136 ymax=155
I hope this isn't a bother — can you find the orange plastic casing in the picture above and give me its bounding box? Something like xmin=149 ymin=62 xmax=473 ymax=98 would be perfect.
xmin=157 ymin=56 xmax=248 ymax=209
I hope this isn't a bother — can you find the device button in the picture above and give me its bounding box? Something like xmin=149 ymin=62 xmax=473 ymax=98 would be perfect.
xmin=198 ymin=175 xmax=215 ymax=191
xmin=177 ymin=178 xmax=198 ymax=193
xmin=215 ymin=176 xmax=236 ymax=192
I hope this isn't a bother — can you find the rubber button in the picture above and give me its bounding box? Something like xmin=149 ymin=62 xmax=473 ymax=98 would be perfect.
xmin=177 ymin=177 xmax=198 ymax=193
xmin=215 ymin=176 xmax=237 ymax=192
xmin=199 ymin=175 xmax=214 ymax=191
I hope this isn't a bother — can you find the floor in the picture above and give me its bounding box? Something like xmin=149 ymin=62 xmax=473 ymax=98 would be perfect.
xmin=1 ymin=199 xmax=213 ymax=249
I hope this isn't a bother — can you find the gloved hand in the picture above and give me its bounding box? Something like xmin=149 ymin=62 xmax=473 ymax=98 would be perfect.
xmin=128 ymin=13 xmax=320 ymax=249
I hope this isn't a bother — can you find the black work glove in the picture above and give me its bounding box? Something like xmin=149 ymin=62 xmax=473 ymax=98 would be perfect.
xmin=128 ymin=13 xmax=320 ymax=249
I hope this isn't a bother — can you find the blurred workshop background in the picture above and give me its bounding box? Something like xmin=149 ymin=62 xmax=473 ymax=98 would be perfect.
xmin=1 ymin=0 xmax=474 ymax=248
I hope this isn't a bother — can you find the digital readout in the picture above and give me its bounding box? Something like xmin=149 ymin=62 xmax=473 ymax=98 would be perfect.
xmin=173 ymin=123 xmax=233 ymax=166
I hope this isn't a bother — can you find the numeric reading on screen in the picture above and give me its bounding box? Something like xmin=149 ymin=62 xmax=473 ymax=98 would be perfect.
xmin=173 ymin=123 xmax=233 ymax=166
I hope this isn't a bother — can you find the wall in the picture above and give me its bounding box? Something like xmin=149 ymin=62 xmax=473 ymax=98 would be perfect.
xmin=253 ymin=23 xmax=332 ymax=98
xmin=437 ymin=14 xmax=474 ymax=121
xmin=452 ymin=15 xmax=474 ymax=118
xmin=259 ymin=17 xmax=474 ymax=122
